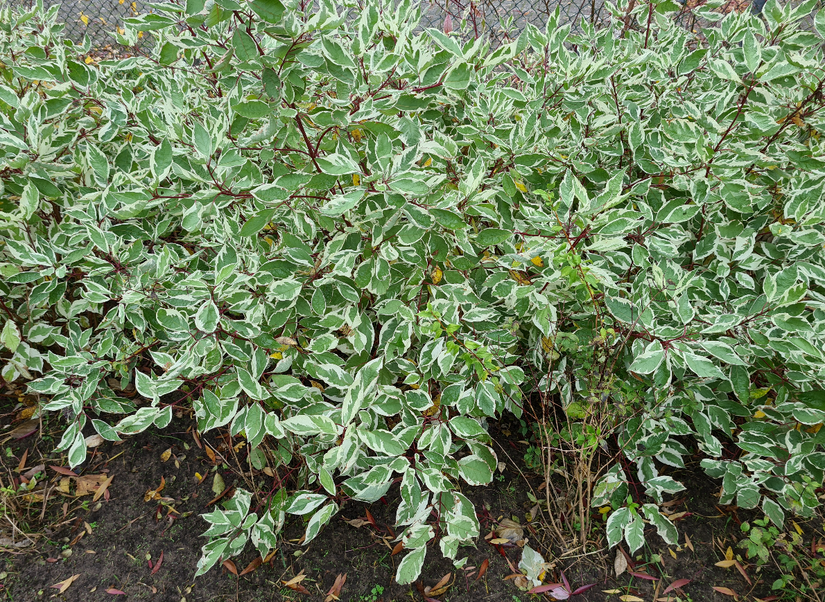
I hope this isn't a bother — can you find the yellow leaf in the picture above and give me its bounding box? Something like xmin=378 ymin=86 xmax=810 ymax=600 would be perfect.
xmin=598 ymin=506 xmax=611 ymax=515
xmin=602 ymin=590 xmax=622 ymax=595
xmin=353 ymin=173 xmax=360 ymax=186
xmin=792 ymin=521 xmax=803 ymax=536
xmin=195 ymin=472 xmax=204 ymax=482
xmin=725 ymin=546 xmax=734 ymax=561
xmin=423 ymin=393 xmax=441 ymax=417
xmin=117 ymin=26 xmax=125 ymax=34
xmin=515 ymin=181 xmax=527 ymax=193
xmin=138 ymin=31 xmax=144 ymax=39
xmin=541 ymin=337 xmax=554 ymax=353
xmin=51 ymin=574 xmax=80 ymax=594
xmin=715 ymin=560 xmax=736 ymax=568
xmin=753 ymin=410 xmax=766 ymax=419
xmin=160 ymin=448 xmax=172 ymax=463
xmin=269 ymin=351 xmax=283 ymax=360
xmin=423 ymin=157 xmax=432 ymax=167
xmin=531 ymin=256 xmax=544 ymax=268
xmin=620 ymin=596 xmax=645 ymax=602
xmin=431 ymin=266 xmax=443 ymax=285
xmin=669 ymin=548 xmax=677 ymax=559
xmin=79 ymin=12 xmax=89 ymax=25
xmin=351 ymin=129 xmax=362 ymax=142
xmin=84 ymin=56 xmax=95 ymax=65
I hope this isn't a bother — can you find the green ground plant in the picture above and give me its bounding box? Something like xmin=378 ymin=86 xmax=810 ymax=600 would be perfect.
xmin=1 ymin=0 xmax=825 ymax=585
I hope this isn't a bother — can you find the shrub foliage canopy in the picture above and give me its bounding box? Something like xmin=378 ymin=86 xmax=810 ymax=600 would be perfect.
xmin=2 ymin=0 xmax=825 ymax=581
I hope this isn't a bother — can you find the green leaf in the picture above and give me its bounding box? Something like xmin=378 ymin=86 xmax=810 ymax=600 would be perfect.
xmin=682 ymin=352 xmax=726 ymax=380
xmin=232 ymin=28 xmax=258 ymax=63
xmin=395 ymin=546 xmax=426 ymax=584
xmin=430 ymin=208 xmax=466 ymax=230
xmin=762 ymin=497 xmax=785 ymax=528
xmin=629 ymin=340 xmax=665 ymax=374
xmin=475 ymin=228 xmax=510 ymax=246
xmin=195 ymin=300 xmax=220 ymax=333
xmin=443 ymin=63 xmax=472 ymax=90
xmin=249 ymin=0 xmax=284 ymax=22
xmin=316 ymin=153 xmax=359 ymax=175
xmin=624 ymin=515 xmax=645 ymax=554
xmin=1 ymin=320 xmax=21 ymax=353
xmin=192 ymin=122 xmax=212 ymax=158
xmin=304 ymin=501 xmax=337 ymax=544
xmin=606 ymin=507 xmax=631 ymax=548
xmin=233 ymin=100 xmax=270 ymax=119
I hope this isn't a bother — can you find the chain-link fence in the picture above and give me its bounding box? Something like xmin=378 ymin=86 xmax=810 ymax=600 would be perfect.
xmin=0 ymin=0 xmax=809 ymax=49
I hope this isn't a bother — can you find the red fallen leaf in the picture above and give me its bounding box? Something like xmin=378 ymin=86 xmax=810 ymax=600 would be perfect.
xmin=240 ymin=557 xmax=262 ymax=576
xmin=365 ymin=508 xmax=377 ymax=528
xmin=712 ymin=586 xmax=738 ymax=597
xmin=50 ymin=465 xmax=78 ymax=476
xmin=106 ymin=589 xmax=126 ymax=595
xmin=46 ymin=558 xmax=59 ymax=563
xmin=476 ymin=558 xmax=489 ymax=581
xmin=734 ymin=561 xmax=751 ymax=585
xmin=629 ymin=571 xmax=659 ymax=581
xmin=151 ymin=550 xmax=164 ymax=575
xmin=223 ymin=559 xmax=238 ymax=575
xmin=663 ymin=579 xmax=691 ymax=594
xmin=560 ymin=570 xmax=571 ymax=592
xmin=391 ymin=541 xmax=403 ymax=556
xmin=528 ymin=583 xmax=566 ymax=594
xmin=572 ymin=583 xmax=597 ymax=595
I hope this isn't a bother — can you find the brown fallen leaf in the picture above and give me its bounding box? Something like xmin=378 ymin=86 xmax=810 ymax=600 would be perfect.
xmin=344 ymin=518 xmax=371 ymax=528
xmin=324 ymin=573 xmax=347 ymax=602
xmin=93 ymin=474 xmax=114 ymax=503
xmin=712 ymin=586 xmax=738 ymax=597
xmin=685 ymin=533 xmax=694 ymax=552
xmin=51 ymin=574 xmax=80 ymax=593
xmin=425 ymin=572 xmax=453 ymax=597
xmin=17 ymin=448 xmax=28 ymax=472
xmin=391 ymin=541 xmax=404 ymax=556
xmin=106 ymin=588 xmax=126 ymax=595
xmin=4 ymin=419 xmax=38 ymax=441
xmin=51 ymin=465 xmax=78 ymax=476
xmin=223 ymin=559 xmax=238 ymax=575
xmin=85 ymin=434 xmax=105 ymax=448
xmin=76 ymin=474 xmax=108 ymax=497
xmin=283 ymin=570 xmax=307 ymax=587
xmin=240 ymin=557 xmax=262 ymax=576
xmin=496 ymin=518 xmax=524 ymax=543
xmin=476 ymin=558 xmax=489 ymax=581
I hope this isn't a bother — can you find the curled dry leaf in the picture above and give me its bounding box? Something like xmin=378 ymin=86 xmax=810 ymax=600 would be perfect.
xmin=151 ymin=550 xmax=164 ymax=575
xmin=92 ymin=474 xmax=114 ymax=503
xmin=222 ymin=559 xmax=238 ymax=575
xmin=240 ymin=557 xmax=262 ymax=576
xmin=85 ymin=434 xmax=105 ymax=448
xmin=425 ymin=572 xmax=453 ymax=597
xmin=144 ymin=476 xmax=165 ymax=502
xmin=496 ymin=518 xmax=524 ymax=543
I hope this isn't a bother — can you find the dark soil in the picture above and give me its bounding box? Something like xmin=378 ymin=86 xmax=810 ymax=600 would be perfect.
xmin=1 ymin=394 xmax=821 ymax=602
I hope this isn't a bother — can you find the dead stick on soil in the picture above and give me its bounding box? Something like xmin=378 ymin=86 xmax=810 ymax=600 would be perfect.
xmin=115 ymin=513 xmax=146 ymax=533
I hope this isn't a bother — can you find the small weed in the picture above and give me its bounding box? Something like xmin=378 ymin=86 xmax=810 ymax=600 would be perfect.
xmin=359 ymin=584 xmax=384 ymax=602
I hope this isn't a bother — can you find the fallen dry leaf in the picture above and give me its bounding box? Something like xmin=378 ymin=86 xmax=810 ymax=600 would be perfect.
xmin=283 ymin=570 xmax=307 ymax=587
xmin=615 ymin=549 xmax=628 ymax=577
xmin=663 ymin=578 xmax=691 ymax=594
xmin=684 ymin=533 xmax=694 ymax=552
xmin=240 ymin=557 xmax=262 ymax=576
xmin=76 ymin=474 xmax=108 ymax=497
xmin=93 ymin=474 xmax=114 ymax=503
xmin=151 ymin=550 xmax=164 ymax=575
xmin=734 ymin=561 xmax=751 ymax=585
xmin=344 ymin=518 xmax=371 ymax=529
xmin=725 ymin=546 xmax=734 ymax=561
xmin=106 ymin=588 xmax=126 ymax=595
xmin=144 ymin=476 xmax=166 ymax=502
xmin=391 ymin=541 xmax=403 ymax=556
xmin=160 ymin=448 xmax=172 ymax=462
xmin=425 ymin=572 xmax=453 ymax=597
xmin=50 ymin=465 xmax=78 ymax=476
xmin=712 ymin=586 xmax=738 ymax=597
xmin=496 ymin=518 xmax=524 ymax=543
xmin=4 ymin=419 xmax=38 ymax=441
xmin=17 ymin=448 xmax=27 ymax=472
xmin=85 ymin=434 xmax=105 ymax=448
xmin=477 ymin=558 xmax=489 ymax=581
xmin=51 ymin=574 xmax=80 ymax=593
xmin=212 ymin=473 xmax=226 ymax=496
xmin=619 ymin=596 xmax=645 ymax=602
xmin=715 ymin=560 xmax=737 ymax=568
xmin=324 ymin=573 xmax=347 ymax=602
xmin=223 ymin=559 xmax=238 ymax=575
xmin=513 ymin=575 xmax=529 ymax=590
